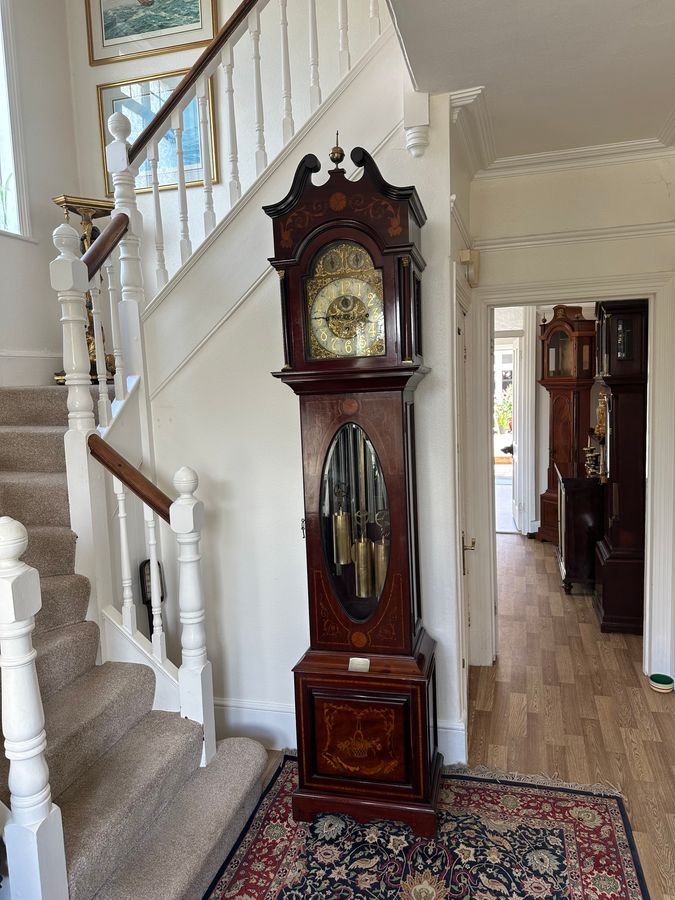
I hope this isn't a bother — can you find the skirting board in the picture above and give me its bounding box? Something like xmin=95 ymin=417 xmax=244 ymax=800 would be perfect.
xmin=214 ymin=698 xmax=468 ymax=764
xmin=0 ymin=351 xmax=62 ymax=386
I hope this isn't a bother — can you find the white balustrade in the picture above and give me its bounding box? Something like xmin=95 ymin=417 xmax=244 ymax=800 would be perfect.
xmin=197 ymin=75 xmax=217 ymax=238
xmin=279 ymin=0 xmax=295 ymax=144
xmin=369 ymin=0 xmax=381 ymax=41
xmin=221 ymin=42 xmax=242 ymax=207
xmin=147 ymin=139 xmax=169 ymax=291
xmin=337 ymin=0 xmax=351 ymax=77
xmin=248 ymin=9 xmax=268 ymax=177
xmin=308 ymin=0 xmax=322 ymax=111
xmin=113 ymin=476 xmax=137 ymax=634
xmin=171 ymin=108 xmax=194 ymax=266
xmin=170 ymin=467 xmax=216 ymax=766
xmin=88 ymin=275 xmax=112 ymax=427
xmin=143 ymin=505 xmax=166 ymax=662
xmin=103 ymin=251 xmax=126 ymax=403
xmin=0 ymin=518 xmax=68 ymax=899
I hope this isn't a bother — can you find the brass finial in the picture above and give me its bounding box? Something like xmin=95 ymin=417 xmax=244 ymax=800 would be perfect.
xmin=329 ymin=131 xmax=345 ymax=168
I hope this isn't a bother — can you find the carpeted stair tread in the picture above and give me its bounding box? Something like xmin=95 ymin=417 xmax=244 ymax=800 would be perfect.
xmin=34 ymin=621 xmax=99 ymax=699
xmin=35 ymin=573 xmax=90 ymax=634
xmin=0 ymin=385 xmax=112 ymax=427
xmin=0 ymin=471 xmax=69 ymax=526
xmin=0 ymin=386 xmax=71 ymax=426
xmin=0 ymin=425 xmax=67 ymax=472
xmin=60 ymin=711 xmax=204 ymax=900
xmin=93 ymin=737 xmax=267 ymax=900
xmin=23 ymin=525 xmax=76 ymax=577
xmin=0 ymin=662 xmax=155 ymax=806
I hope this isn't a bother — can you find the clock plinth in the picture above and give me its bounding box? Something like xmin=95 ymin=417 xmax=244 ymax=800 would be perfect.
xmin=265 ymin=147 xmax=441 ymax=836
xmin=292 ymin=627 xmax=442 ymax=837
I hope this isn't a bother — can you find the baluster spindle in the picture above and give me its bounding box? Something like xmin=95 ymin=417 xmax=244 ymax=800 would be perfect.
xmin=0 ymin=518 xmax=68 ymax=899
xmin=147 ymin=139 xmax=169 ymax=291
xmin=337 ymin=0 xmax=351 ymax=76
xmin=279 ymin=0 xmax=295 ymax=144
xmin=103 ymin=252 xmax=126 ymax=403
xmin=308 ymin=0 xmax=322 ymax=111
xmin=171 ymin=108 xmax=193 ymax=265
xmin=113 ymin=476 xmax=137 ymax=633
xmin=170 ymin=467 xmax=216 ymax=766
xmin=248 ymin=9 xmax=268 ymax=177
xmin=89 ymin=276 xmax=112 ymax=427
xmin=196 ymin=74 xmax=216 ymax=238
xmin=143 ymin=505 xmax=166 ymax=661
xmin=221 ymin=43 xmax=241 ymax=207
xmin=369 ymin=0 xmax=381 ymax=41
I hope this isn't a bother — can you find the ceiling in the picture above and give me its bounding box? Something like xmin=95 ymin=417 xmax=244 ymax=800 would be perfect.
xmin=388 ymin=0 xmax=675 ymax=162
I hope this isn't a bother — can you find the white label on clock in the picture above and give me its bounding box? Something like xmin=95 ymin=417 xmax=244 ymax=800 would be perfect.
xmin=348 ymin=657 xmax=371 ymax=673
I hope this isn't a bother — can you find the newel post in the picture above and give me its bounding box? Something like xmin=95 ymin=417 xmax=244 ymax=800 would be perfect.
xmin=51 ymin=225 xmax=113 ymax=617
xmin=170 ymin=468 xmax=216 ymax=766
xmin=0 ymin=518 xmax=68 ymax=899
xmin=106 ymin=112 xmax=155 ymax=470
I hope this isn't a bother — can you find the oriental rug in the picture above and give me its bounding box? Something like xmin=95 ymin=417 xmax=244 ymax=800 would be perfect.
xmin=205 ymin=756 xmax=649 ymax=899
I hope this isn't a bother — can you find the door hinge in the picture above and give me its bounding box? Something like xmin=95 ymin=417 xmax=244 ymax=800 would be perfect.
xmin=462 ymin=657 xmax=466 ymax=669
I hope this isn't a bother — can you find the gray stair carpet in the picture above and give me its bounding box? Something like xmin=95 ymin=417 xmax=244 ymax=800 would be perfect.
xmin=0 ymin=385 xmax=266 ymax=898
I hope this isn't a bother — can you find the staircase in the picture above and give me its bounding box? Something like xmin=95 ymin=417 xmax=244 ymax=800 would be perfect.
xmin=0 ymin=386 xmax=266 ymax=899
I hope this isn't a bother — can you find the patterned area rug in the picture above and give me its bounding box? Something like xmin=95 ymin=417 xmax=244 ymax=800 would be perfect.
xmin=205 ymin=756 xmax=649 ymax=899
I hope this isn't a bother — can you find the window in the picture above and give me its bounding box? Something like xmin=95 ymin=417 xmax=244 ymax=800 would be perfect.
xmin=0 ymin=1 xmax=26 ymax=236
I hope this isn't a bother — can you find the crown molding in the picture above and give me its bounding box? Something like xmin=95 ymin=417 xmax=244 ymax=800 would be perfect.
xmin=473 ymin=270 xmax=674 ymax=304
xmin=474 ymin=219 xmax=675 ymax=253
xmin=450 ymin=87 xmax=496 ymax=177
xmin=658 ymin=103 xmax=675 ymax=149
xmin=476 ymin=138 xmax=675 ymax=179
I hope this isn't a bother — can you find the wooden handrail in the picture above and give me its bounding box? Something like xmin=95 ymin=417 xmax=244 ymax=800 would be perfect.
xmin=128 ymin=0 xmax=259 ymax=165
xmin=81 ymin=213 xmax=129 ymax=281
xmin=88 ymin=433 xmax=172 ymax=523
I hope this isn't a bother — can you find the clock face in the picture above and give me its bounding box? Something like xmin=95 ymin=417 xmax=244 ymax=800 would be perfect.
xmin=305 ymin=242 xmax=385 ymax=359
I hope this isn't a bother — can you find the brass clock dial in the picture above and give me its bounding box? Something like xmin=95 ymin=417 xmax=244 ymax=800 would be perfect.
xmin=306 ymin=242 xmax=385 ymax=359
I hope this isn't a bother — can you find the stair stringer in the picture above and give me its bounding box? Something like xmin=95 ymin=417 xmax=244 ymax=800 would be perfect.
xmin=141 ymin=27 xmax=405 ymax=400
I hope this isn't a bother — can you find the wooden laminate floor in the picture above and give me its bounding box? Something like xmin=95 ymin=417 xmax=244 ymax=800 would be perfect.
xmin=468 ymin=534 xmax=675 ymax=899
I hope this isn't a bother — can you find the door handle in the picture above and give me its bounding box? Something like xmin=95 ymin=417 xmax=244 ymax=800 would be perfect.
xmin=461 ymin=531 xmax=476 ymax=576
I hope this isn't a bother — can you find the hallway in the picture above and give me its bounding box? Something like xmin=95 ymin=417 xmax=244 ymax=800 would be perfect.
xmin=468 ymin=534 xmax=675 ymax=898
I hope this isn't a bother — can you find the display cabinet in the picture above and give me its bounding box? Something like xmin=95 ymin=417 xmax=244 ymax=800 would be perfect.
xmin=536 ymin=305 xmax=596 ymax=543
xmin=556 ymin=466 xmax=604 ymax=593
xmin=594 ymin=299 xmax=648 ymax=632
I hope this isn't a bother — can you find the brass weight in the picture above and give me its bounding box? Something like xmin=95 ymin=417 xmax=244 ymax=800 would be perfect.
xmin=332 ymin=510 xmax=352 ymax=566
xmin=373 ymin=539 xmax=388 ymax=595
xmin=352 ymin=537 xmax=374 ymax=598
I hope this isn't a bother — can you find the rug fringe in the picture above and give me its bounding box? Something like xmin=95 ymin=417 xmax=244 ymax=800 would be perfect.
xmin=443 ymin=764 xmax=624 ymax=798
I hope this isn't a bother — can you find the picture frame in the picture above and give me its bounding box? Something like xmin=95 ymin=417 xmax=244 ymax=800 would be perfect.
xmin=85 ymin=0 xmax=218 ymax=66
xmin=97 ymin=69 xmax=219 ymax=197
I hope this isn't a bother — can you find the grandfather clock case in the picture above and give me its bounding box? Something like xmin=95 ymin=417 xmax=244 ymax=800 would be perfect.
xmin=536 ymin=306 xmax=596 ymax=543
xmin=593 ymin=299 xmax=648 ymax=633
xmin=264 ymin=146 xmax=442 ymax=836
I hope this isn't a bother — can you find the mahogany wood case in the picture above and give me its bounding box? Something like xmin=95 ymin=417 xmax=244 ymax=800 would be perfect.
xmin=264 ymin=148 xmax=442 ymax=836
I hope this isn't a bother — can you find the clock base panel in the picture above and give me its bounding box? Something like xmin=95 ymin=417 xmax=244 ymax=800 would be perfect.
xmin=292 ymin=750 xmax=443 ymax=839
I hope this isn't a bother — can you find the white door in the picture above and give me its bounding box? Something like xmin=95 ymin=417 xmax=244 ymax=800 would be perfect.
xmin=511 ymin=338 xmax=521 ymax=531
xmin=455 ymin=302 xmax=472 ymax=702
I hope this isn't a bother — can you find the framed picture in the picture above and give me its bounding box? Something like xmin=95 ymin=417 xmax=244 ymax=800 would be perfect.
xmin=85 ymin=0 xmax=218 ymax=66
xmin=97 ymin=70 xmax=219 ymax=197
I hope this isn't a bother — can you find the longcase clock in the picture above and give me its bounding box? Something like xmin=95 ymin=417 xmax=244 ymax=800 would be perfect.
xmin=536 ymin=305 xmax=595 ymax=543
xmin=264 ymin=144 xmax=442 ymax=836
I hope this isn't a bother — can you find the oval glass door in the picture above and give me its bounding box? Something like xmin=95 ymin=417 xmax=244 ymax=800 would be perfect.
xmin=320 ymin=423 xmax=390 ymax=622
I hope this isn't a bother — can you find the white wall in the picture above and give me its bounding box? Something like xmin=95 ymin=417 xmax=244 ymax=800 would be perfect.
xmin=469 ymin=152 xmax=675 ymax=678
xmin=0 ymin=0 xmax=80 ymax=385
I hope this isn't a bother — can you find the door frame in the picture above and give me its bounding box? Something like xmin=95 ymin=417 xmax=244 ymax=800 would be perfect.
xmin=464 ymin=273 xmax=675 ymax=679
